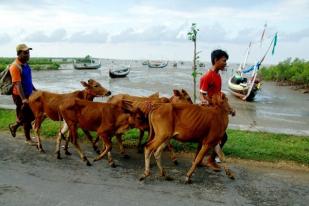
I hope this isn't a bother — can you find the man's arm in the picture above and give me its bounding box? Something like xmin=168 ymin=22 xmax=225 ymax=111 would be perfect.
xmin=14 ymin=82 xmax=28 ymax=104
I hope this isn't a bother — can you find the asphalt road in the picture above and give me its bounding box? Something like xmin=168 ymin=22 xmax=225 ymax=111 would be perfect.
xmin=0 ymin=132 xmax=309 ymax=206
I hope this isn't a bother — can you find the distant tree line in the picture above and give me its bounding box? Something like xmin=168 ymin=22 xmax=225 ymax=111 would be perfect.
xmin=0 ymin=57 xmax=60 ymax=71
xmin=259 ymin=58 xmax=309 ymax=87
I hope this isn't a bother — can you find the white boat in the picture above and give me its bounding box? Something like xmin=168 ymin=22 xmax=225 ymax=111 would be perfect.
xmin=228 ymin=31 xmax=278 ymax=101
xmin=73 ymin=57 xmax=101 ymax=70
xmin=228 ymin=64 xmax=261 ymax=101
xmin=148 ymin=61 xmax=168 ymax=68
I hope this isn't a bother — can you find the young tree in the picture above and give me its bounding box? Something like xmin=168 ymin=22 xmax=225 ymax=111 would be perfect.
xmin=187 ymin=23 xmax=200 ymax=103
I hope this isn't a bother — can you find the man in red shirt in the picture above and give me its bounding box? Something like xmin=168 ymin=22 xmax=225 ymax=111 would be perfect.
xmin=199 ymin=49 xmax=229 ymax=171
xmin=9 ymin=44 xmax=36 ymax=144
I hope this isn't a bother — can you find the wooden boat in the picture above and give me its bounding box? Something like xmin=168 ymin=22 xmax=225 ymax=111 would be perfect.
xmin=142 ymin=60 xmax=149 ymax=66
xmin=148 ymin=61 xmax=168 ymax=68
xmin=228 ymin=31 xmax=278 ymax=101
xmin=109 ymin=66 xmax=130 ymax=78
xmin=73 ymin=57 xmax=101 ymax=70
xmin=228 ymin=68 xmax=261 ymax=101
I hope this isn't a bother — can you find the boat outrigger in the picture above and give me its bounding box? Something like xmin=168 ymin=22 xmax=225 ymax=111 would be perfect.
xmin=228 ymin=31 xmax=278 ymax=101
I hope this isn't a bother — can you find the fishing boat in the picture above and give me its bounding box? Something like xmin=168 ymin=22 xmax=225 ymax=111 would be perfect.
xmin=228 ymin=63 xmax=262 ymax=101
xmin=73 ymin=56 xmax=101 ymax=70
xmin=109 ymin=66 xmax=130 ymax=78
xmin=142 ymin=60 xmax=149 ymax=66
xmin=228 ymin=30 xmax=278 ymax=101
xmin=148 ymin=61 xmax=168 ymax=68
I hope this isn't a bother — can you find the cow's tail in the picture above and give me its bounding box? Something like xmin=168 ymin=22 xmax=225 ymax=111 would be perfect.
xmin=146 ymin=110 xmax=155 ymax=146
xmin=57 ymin=108 xmax=65 ymax=140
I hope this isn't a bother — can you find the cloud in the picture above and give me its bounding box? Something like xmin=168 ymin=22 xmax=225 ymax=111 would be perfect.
xmin=0 ymin=33 xmax=11 ymax=43
xmin=110 ymin=24 xmax=189 ymax=43
xmin=68 ymin=31 xmax=108 ymax=43
xmin=280 ymin=27 xmax=309 ymax=42
xmin=23 ymin=29 xmax=67 ymax=42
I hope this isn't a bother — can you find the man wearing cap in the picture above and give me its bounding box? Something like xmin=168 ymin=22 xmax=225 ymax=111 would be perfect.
xmin=8 ymin=44 xmax=36 ymax=144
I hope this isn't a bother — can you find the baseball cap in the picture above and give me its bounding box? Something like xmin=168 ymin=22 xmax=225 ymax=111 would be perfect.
xmin=16 ymin=44 xmax=32 ymax=52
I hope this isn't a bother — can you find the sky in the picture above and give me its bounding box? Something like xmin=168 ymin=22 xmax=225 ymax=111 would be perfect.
xmin=0 ymin=0 xmax=308 ymax=64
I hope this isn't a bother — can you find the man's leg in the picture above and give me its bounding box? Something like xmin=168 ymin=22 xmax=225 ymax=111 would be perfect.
xmin=9 ymin=95 xmax=22 ymax=137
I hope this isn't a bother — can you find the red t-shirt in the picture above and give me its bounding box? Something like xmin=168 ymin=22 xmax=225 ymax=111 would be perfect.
xmin=199 ymin=69 xmax=221 ymax=98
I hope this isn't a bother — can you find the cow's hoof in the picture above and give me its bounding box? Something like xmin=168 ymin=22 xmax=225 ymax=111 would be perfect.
xmin=185 ymin=177 xmax=192 ymax=184
xmin=173 ymin=160 xmax=179 ymax=166
xmin=38 ymin=147 xmax=45 ymax=153
xmin=65 ymin=150 xmax=72 ymax=156
xmin=165 ymin=176 xmax=174 ymax=181
xmin=110 ymin=163 xmax=116 ymax=168
xmin=123 ymin=154 xmax=130 ymax=159
xmin=86 ymin=161 xmax=92 ymax=166
xmin=139 ymin=175 xmax=146 ymax=181
xmin=226 ymin=170 xmax=235 ymax=180
xmin=56 ymin=153 xmax=62 ymax=159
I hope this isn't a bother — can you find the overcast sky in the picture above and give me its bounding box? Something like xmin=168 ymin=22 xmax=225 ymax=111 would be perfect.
xmin=0 ymin=0 xmax=308 ymax=64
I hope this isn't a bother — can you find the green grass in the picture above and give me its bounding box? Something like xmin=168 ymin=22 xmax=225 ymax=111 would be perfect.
xmin=0 ymin=57 xmax=61 ymax=71
xmin=1 ymin=108 xmax=308 ymax=165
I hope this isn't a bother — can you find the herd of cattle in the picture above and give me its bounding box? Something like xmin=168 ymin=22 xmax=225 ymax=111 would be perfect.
xmin=26 ymin=79 xmax=235 ymax=183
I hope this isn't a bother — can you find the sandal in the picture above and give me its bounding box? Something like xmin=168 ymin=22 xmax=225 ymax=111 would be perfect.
xmin=9 ymin=123 xmax=17 ymax=138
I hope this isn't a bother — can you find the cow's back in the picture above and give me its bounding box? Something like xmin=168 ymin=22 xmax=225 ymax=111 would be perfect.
xmin=150 ymin=103 xmax=226 ymax=144
xmin=29 ymin=90 xmax=82 ymax=121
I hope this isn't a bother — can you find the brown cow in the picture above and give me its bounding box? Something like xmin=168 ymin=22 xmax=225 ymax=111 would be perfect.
xmin=59 ymin=98 xmax=137 ymax=166
xmin=29 ymin=79 xmax=111 ymax=153
xmin=110 ymin=89 xmax=192 ymax=156
xmin=140 ymin=92 xmax=235 ymax=183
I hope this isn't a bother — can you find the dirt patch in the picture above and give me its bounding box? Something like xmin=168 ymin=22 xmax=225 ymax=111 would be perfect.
xmin=1 ymin=131 xmax=309 ymax=206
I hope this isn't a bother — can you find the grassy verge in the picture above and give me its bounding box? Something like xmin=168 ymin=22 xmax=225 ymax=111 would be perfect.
xmin=0 ymin=57 xmax=61 ymax=71
xmin=1 ymin=108 xmax=308 ymax=165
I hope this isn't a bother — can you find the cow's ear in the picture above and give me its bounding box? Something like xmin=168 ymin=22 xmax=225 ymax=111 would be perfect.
xmin=88 ymin=79 xmax=95 ymax=84
xmin=173 ymin=89 xmax=181 ymax=96
xmin=81 ymin=81 xmax=89 ymax=88
xmin=181 ymin=89 xmax=188 ymax=95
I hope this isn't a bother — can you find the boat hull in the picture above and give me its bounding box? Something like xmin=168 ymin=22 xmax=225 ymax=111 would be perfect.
xmin=109 ymin=68 xmax=130 ymax=78
xmin=148 ymin=61 xmax=168 ymax=68
xmin=74 ymin=64 xmax=101 ymax=70
xmin=228 ymin=76 xmax=259 ymax=101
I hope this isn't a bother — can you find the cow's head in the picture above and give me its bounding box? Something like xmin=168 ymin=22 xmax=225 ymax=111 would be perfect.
xmin=211 ymin=92 xmax=235 ymax=116
xmin=120 ymin=100 xmax=148 ymax=129
xmin=81 ymin=79 xmax=112 ymax=97
xmin=170 ymin=89 xmax=193 ymax=104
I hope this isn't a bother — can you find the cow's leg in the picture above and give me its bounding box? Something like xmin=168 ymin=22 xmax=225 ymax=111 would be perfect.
xmin=115 ymin=134 xmax=129 ymax=159
xmin=214 ymin=144 xmax=235 ymax=179
xmin=60 ymin=122 xmax=72 ymax=156
xmin=93 ymin=135 xmax=115 ymax=167
xmin=137 ymin=129 xmax=145 ymax=153
xmin=166 ymin=141 xmax=178 ymax=165
xmin=69 ymin=125 xmax=91 ymax=166
xmin=55 ymin=121 xmax=69 ymax=159
xmin=154 ymin=141 xmax=168 ymax=177
xmin=32 ymin=114 xmax=46 ymax=153
xmin=82 ymin=129 xmax=100 ymax=154
xmin=140 ymin=136 xmax=169 ymax=181
xmin=185 ymin=144 xmax=210 ymax=184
